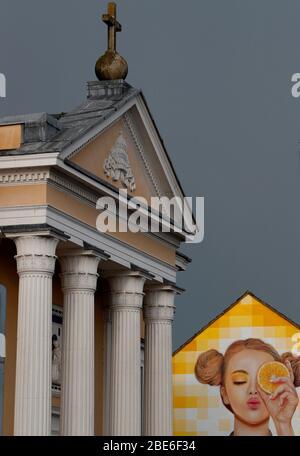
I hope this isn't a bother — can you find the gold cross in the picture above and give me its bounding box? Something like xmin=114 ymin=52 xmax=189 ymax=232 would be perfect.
xmin=102 ymin=2 xmax=122 ymax=52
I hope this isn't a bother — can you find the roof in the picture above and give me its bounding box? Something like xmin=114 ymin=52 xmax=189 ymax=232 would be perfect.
xmin=0 ymin=80 xmax=139 ymax=156
xmin=0 ymin=78 xmax=198 ymax=235
xmin=173 ymin=290 xmax=300 ymax=356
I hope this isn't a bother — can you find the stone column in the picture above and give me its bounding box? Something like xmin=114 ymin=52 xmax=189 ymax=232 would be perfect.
xmin=12 ymin=234 xmax=59 ymax=436
xmin=102 ymin=306 xmax=112 ymax=436
xmin=143 ymin=284 xmax=178 ymax=436
xmin=104 ymin=270 xmax=147 ymax=436
xmin=59 ymin=249 xmax=104 ymax=436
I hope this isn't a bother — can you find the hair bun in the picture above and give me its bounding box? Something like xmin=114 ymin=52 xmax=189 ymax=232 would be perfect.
xmin=281 ymin=352 xmax=300 ymax=387
xmin=194 ymin=349 xmax=223 ymax=386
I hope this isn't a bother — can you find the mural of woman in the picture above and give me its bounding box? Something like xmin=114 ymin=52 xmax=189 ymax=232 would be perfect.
xmin=195 ymin=338 xmax=300 ymax=436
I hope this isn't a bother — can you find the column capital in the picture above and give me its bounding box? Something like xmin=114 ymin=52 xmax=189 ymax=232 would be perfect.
xmin=57 ymin=245 xmax=110 ymax=262
xmin=10 ymin=233 xmax=62 ymax=276
xmin=59 ymin=248 xmax=106 ymax=293
xmin=102 ymin=269 xmax=148 ymax=310
xmin=102 ymin=268 xmax=153 ymax=282
xmin=144 ymin=281 xmax=184 ymax=295
xmin=143 ymin=282 xmax=181 ymax=322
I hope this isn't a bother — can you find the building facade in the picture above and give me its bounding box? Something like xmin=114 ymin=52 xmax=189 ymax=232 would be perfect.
xmin=0 ymin=77 xmax=195 ymax=435
xmin=0 ymin=4 xmax=197 ymax=435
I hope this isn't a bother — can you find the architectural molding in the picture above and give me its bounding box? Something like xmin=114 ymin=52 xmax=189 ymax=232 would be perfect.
xmin=49 ymin=171 xmax=99 ymax=205
xmin=15 ymin=255 xmax=56 ymax=276
xmin=59 ymin=273 xmax=98 ymax=292
xmin=135 ymin=96 xmax=183 ymax=202
xmin=56 ymin=160 xmax=193 ymax=239
xmin=60 ymin=98 xmax=137 ymax=161
xmin=0 ymin=152 xmax=59 ymax=169
xmin=135 ymin=95 xmax=196 ymax=234
xmin=0 ymin=167 xmax=187 ymax=243
xmin=143 ymin=304 xmax=175 ymax=322
xmin=0 ymin=168 xmax=50 ymax=185
xmin=0 ymin=205 xmax=178 ymax=282
xmin=0 ymin=96 xmax=196 ymax=238
xmin=175 ymin=251 xmax=192 ymax=271
xmin=123 ymin=112 xmax=161 ymax=197
xmin=57 ymin=96 xmax=195 ymax=234
xmin=0 ymin=167 xmax=99 ymax=208
xmin=57 ymin=94 xmax=188 ymax=220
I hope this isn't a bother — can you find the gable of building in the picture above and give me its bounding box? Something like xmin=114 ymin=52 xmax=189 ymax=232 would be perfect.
xmin=172 ymin=291 xmax=300 ymax=436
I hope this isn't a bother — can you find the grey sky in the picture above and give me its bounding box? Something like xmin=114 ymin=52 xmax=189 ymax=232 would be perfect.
xmin=1 ymin=1 xmax=300 ymax=350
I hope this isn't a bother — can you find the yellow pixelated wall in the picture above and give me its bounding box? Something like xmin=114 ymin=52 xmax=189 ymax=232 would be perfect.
xmin=172 ymin=292 xmax=300 ymax=436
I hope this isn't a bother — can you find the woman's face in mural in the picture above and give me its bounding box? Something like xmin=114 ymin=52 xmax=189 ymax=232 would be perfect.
xmin=221 ymin=349 xmax=274 ymax=425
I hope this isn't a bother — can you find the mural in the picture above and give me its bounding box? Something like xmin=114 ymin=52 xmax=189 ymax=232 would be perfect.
xmin=172 ymin=292 xmax=300 ymax=436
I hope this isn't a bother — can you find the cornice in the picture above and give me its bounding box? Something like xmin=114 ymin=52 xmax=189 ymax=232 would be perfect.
xmin=48 ymin=170 xmax=98 ymax=206
xmin=0 ymin=167 xmax=99 ymax=206
xmin=123 ymin=112 xmax=161 ymax=198
xmin=0 ymin=168 xmax=50 ymax=185
xmin=0 ymin=166 xmax=185 ymax=245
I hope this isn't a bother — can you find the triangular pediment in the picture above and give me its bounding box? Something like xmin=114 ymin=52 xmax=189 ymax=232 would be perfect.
xmin=58 ymin=91 xmax=197 ymax=239
xmin=68 ymin=109 xmax=160 ymax=204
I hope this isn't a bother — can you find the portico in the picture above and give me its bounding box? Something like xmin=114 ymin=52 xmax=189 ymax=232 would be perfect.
xmin=0 ymin=231 xmax=185 ymax=435
xmin=0 ymin=3 xmax=196 ymax=436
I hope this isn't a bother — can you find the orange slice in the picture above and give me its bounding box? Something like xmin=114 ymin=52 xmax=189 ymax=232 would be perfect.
xmin=257 ymin=361 xmax=289 ymax=394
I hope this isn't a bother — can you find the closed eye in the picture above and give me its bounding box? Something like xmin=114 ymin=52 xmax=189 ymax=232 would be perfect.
xmin=231 ymin=371 xmax=249 ymax=384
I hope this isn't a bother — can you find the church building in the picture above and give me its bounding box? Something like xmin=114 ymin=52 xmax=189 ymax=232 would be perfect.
xmin=0 ymin=3 xmax=195 ymax=435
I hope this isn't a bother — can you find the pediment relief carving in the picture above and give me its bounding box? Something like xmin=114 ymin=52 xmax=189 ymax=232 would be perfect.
xmin=67 ymin=108 xmax=180 ymax=209
xmin=103 ymin=131 xmax=136 ymax=192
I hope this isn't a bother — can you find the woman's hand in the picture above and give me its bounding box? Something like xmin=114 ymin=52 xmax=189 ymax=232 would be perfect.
xmin=257 ymin=360 xmax=299 ymax=436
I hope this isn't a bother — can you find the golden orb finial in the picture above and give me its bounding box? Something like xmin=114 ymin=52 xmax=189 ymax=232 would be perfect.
xmin=95 ymin=3 xmax=128 ymax=81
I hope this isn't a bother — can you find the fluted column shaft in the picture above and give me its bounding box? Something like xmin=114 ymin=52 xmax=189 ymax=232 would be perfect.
xmin=13 ymin=235 xmax=59 ymax=436
xmin=105 ymin=271 xmax=146 ymax=436
xmin=59 ymin=251 xmax=101 ymax=436
xmin=143 ymin=285 xmax=176 ymax=436
xmin=103 ymin=306 xmax=112 ymax=436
